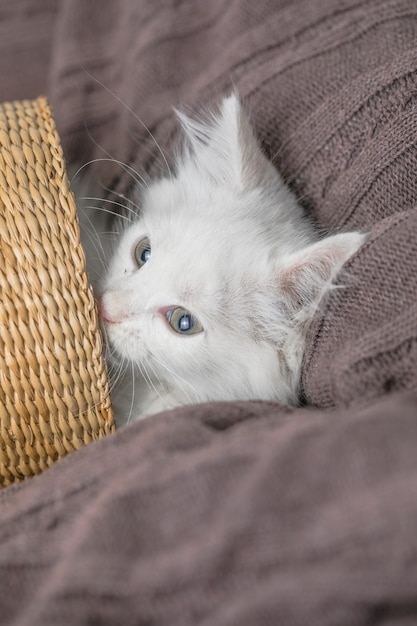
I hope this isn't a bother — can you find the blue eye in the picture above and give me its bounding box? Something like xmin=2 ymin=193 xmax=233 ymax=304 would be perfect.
xmin=134 ymin=237 xmax=151 ymax=267
xmin=166 ymin=307 xmax=203 ymax=335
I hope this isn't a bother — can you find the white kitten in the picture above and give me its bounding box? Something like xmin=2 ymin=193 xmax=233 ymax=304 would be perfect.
xmin=84 ymin=95 xmax=365 ymax=426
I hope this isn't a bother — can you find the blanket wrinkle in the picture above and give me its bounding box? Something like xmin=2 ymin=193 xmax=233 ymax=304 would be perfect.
xmin=1 ymin=394 xmax=417 ymax=625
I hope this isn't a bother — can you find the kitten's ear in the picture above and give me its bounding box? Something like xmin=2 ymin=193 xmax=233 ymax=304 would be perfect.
xmin=177 ymin=94 xmax=273 ymax=189
xmin=277 ymin=232 xmax=366 ymax=311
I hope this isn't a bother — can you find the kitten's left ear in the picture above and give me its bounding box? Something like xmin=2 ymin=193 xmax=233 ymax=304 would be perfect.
xmin=178 ymin=94 xmax=274 ymax=190
xmin=277 ymin=232 xmax=366 ymax=311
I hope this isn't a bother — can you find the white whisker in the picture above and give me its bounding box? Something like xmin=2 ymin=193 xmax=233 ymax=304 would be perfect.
xmin=81 ymin=196 xmax=138 ymax=218
xmin=82 ymin=69 xmax=174 ymax=185
xmin=82 ymin=204 xmax=131 ymax=222
xmin=98 ymin=182 xmax=139 ymax=212
xmin=137 ymin=360 xmax=165 ymax=406
xmin=125 ymin=362 xmax=136 ymax=425
xmin=151 ymin=354 xmax=202 ymax=405
xmin=81 ymin=208 xmax=108 ymax=271
xmin=72 ymin=157 xmax=148 ymax=191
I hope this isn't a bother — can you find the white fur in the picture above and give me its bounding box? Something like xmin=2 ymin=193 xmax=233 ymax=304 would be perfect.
xmin=82 ymin=95 xmax=365 ymax=426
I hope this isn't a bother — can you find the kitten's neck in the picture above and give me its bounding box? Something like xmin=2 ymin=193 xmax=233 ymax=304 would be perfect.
xmin=139 ymin=386 xmax=182 ymax=420
xmin=111 ymin=374 xmax=182 ymax=426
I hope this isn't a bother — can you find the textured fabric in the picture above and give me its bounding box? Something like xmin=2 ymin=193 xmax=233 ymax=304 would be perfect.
xmin=1 ymin=0 xmax=417 ymax=624
xmin=2 ymin=394 xmax=417 ymax=626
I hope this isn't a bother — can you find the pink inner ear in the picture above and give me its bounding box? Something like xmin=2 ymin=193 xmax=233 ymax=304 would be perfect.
xmin=279 ymin=260 xmax=321 ymax=310
xmin=278 ymin=232 xmax=365 ymax=310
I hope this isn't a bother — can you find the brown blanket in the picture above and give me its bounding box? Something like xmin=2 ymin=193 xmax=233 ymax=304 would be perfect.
xmin=1 ymin=0 xmax=417 ymax=624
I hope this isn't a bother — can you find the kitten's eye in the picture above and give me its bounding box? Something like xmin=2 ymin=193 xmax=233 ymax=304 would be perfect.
xmin=134 ymin=237 xmax=151 ymax=267
xmin=166 ymin=307 xmax=203 ymax=335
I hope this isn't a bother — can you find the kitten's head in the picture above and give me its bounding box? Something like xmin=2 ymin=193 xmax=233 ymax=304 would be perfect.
xmin=99 ymin=95 xmax=364 ymax=417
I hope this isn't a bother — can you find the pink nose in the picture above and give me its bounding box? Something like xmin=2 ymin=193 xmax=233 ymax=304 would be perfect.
xmin=97 ymin=295 xmax=104 ymax=318
xmin=97 ymin=295 xmax=118 ymax=324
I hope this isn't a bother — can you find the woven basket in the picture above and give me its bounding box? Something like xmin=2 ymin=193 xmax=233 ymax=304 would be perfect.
xmin=0 ymin=97 xmax=115 ymax=488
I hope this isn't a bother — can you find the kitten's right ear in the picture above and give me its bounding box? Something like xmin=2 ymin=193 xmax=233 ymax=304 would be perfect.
xmin=277 ymin=232 xmax=366 ymax=312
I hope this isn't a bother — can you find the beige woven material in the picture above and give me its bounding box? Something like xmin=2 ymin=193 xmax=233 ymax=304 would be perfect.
xmin=0 ymin=97 xmax=115 ymax=487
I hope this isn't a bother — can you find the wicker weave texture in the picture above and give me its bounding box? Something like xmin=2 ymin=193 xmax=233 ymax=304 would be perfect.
xmin=0 ymin=97 xmax=115 ymax=487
